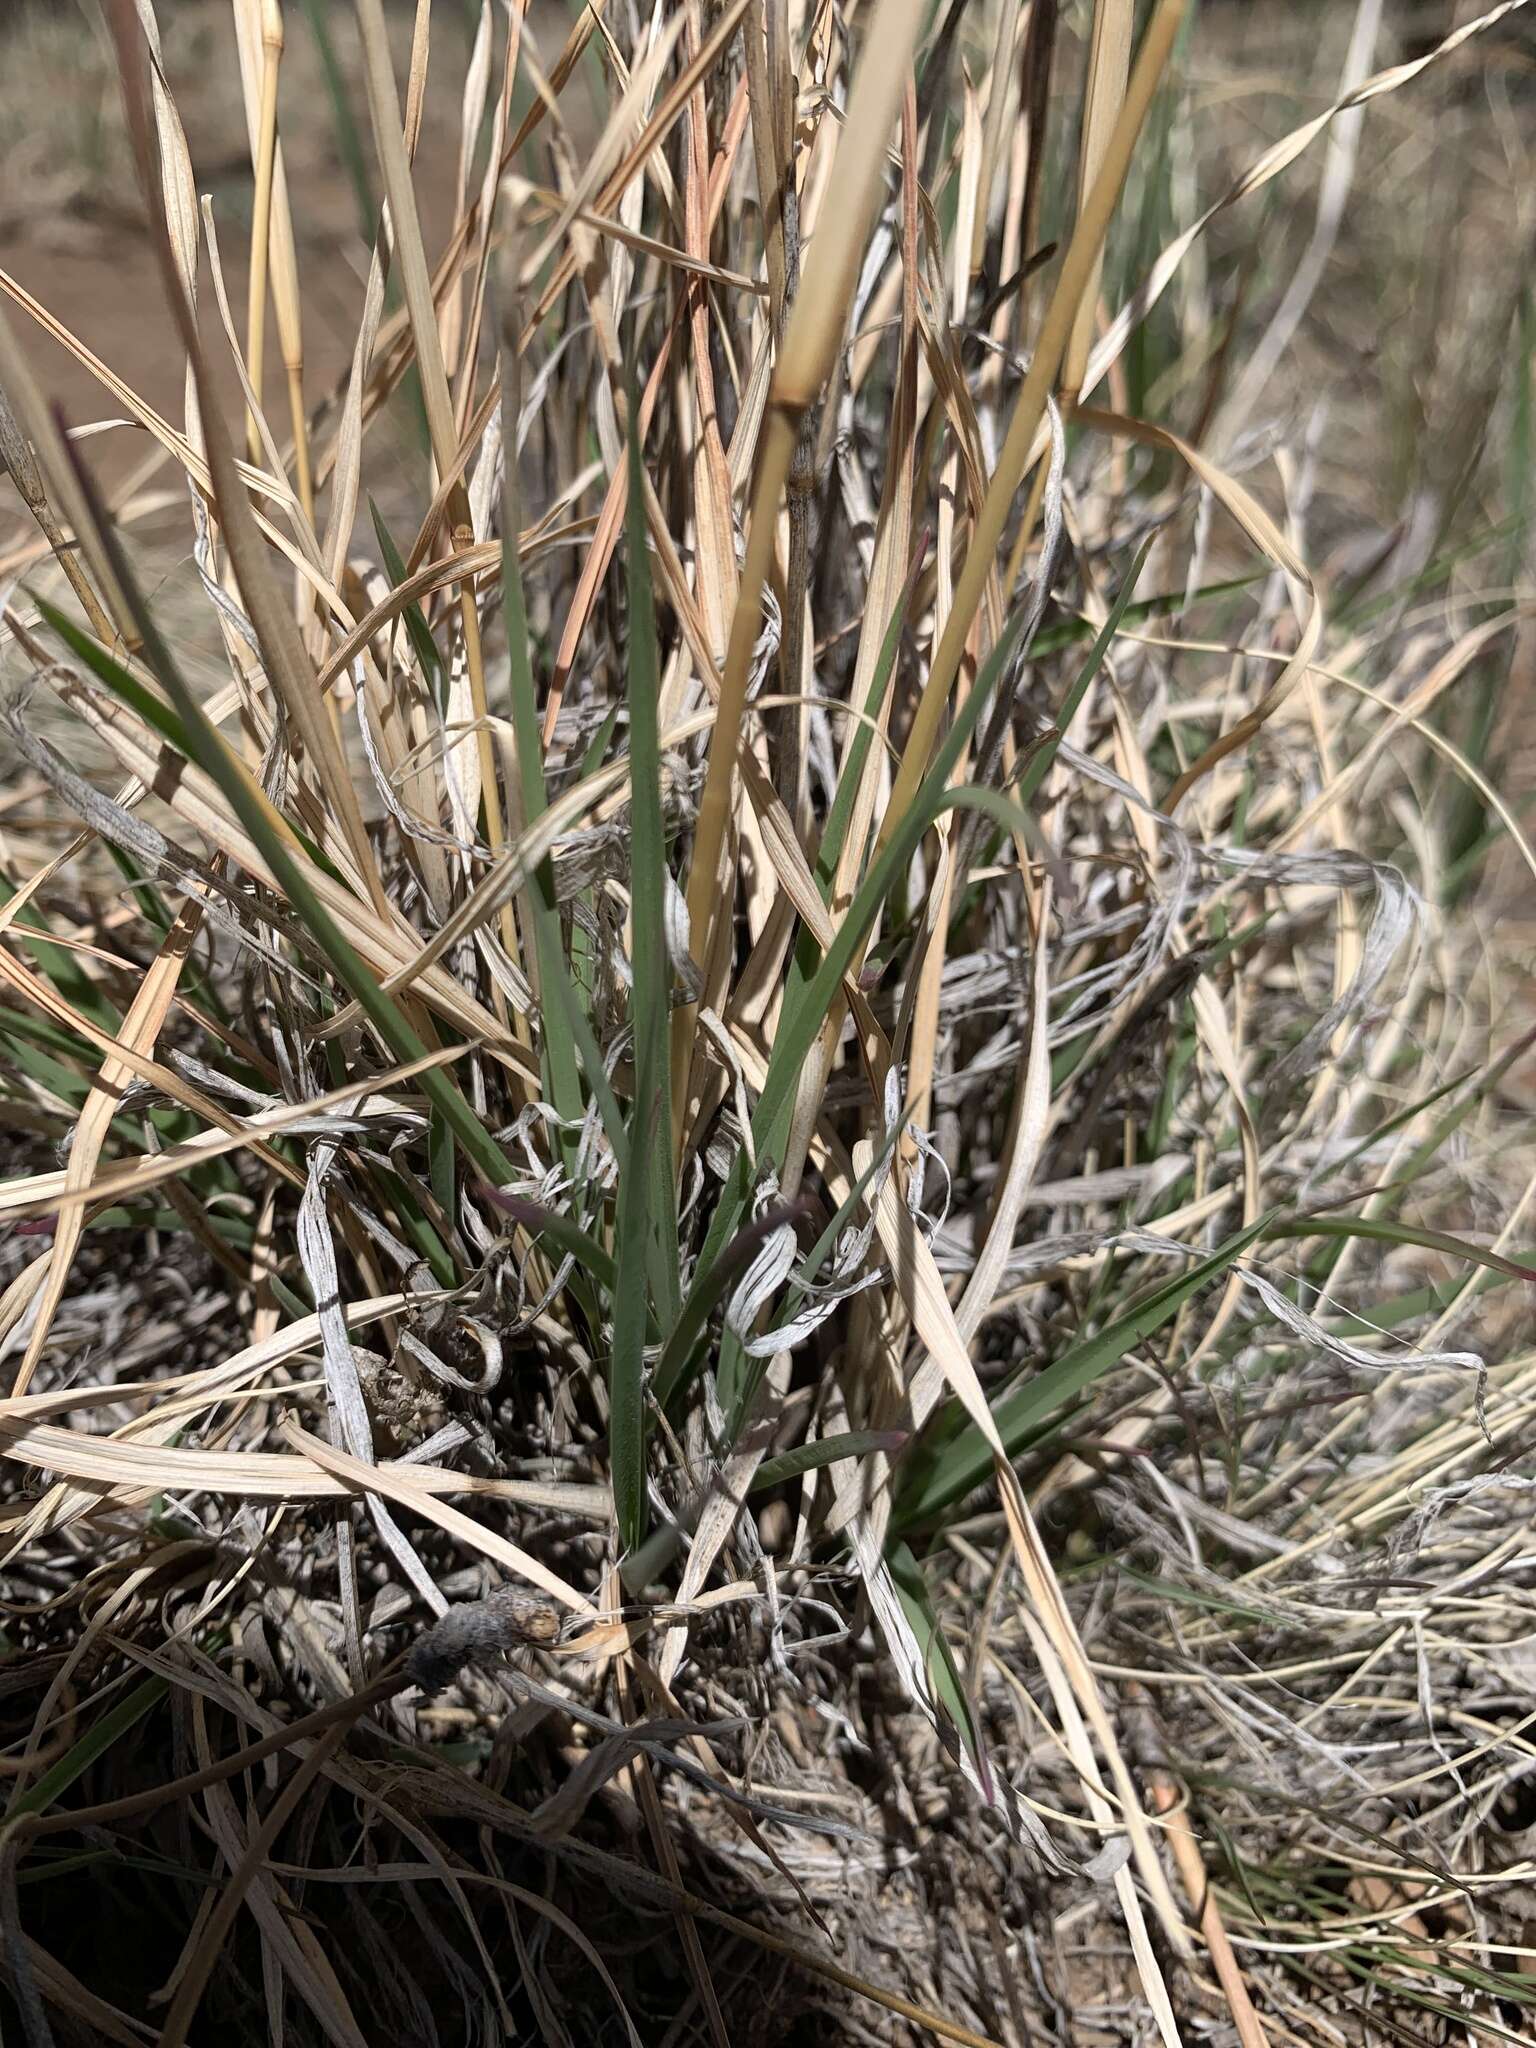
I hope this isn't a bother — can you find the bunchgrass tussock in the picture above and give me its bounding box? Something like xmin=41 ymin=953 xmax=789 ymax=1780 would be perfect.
xmin=0 ymin=0 xmax=1534 ymax=2040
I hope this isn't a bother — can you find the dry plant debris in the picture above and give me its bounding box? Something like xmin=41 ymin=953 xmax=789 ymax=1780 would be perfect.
xmin=1 ymin=0 xmax=1535 ymax=2040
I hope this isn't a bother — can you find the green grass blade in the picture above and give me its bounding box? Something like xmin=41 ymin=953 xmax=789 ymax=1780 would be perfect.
xmin=1273 ymin=1212 xmax=1536 ymax=1288
xmin=41 ymin=529 xmax=513 ymax=1191
xmin=609 ymin=404 xmax=679 ymax=1550
xmin=297 ymin=0 xmax=376 ymax=243
xmin=889 ymin=1541 xmax=990 ymax=1786
xmin=7 ymin=1676 xmax=168 ymax=1822
xmin=893 ymin=1215 xmax=1271 ymax=1528
xmin=752 ymin=1429 xmax=909 ymax=1493
xmin=620 ymin=400 xmax=680 ymax=1327
xmin=370 ymin=495 xmax=445 ymax=691
xmin=610 ymin=1096 xmax=656 ymax=1554
xmin=496 ymin=381 xmax=610 ymax=1168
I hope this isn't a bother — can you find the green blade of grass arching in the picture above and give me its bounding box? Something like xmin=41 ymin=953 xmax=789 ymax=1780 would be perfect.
xmin=84 ymin=1205 xmax=258 ymax=1249
xmin=893 ymin=1214 xmax=1272 ymax=1529
xmin=370 ymin=495 xmax=445 ymax=696
xmin=751 ymin=1428 xmax=908 ymax=1492
xmin=1271 ymin=1212 xmax=1536 ymax=1289
xmin=621 ymin=396 xmax=680 ymax=1327
xmin=609 ymin=402 xmax=679 ymax=1552
xmin=889 ymin=1541 xmax=991 ymax=1791
xmin=496 ymin=342 xmax=618 ymax=1175
xmin=6 ymin=1675 xmax=167 ymax=1822
xmin=19 ymin=1845 xmax=217 ymax=1889
xmin=41 ymin=493 xmax=514 ymax=1197
xmin=297 ymin=0 xmax=376 ymax=246
xmin=35 ymin=599 xmax=343 ymax=890
xmin=1505 ymin=282 xmax=1532 ymax=597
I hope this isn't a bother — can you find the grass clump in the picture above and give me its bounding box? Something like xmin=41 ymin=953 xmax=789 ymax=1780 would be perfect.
xmin=0 ymin=0 xmax=1534 ymax=2040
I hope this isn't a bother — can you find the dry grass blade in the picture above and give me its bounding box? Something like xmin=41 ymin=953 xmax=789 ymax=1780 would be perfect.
xmin=352 ymin=0 xmax=515 ymax=959
xmin=1062 ymin=0 xmax=1134 ymax=412
xmin=283 ymin=1421 xmax=596 ymax=1614
xmin=676 ymin=0 xmax=923 ymax=1127
xmin=878 ymin=0 xmax=1186 ymax=843
xmin=102 ymin=0 xmax=386 ymax=915
xmin=13 ymin=895 xmax=206 ymax=1394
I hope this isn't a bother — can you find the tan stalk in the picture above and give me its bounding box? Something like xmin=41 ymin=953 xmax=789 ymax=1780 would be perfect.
xmin=876 ymin=0 xmax=1187 ymax=870
xmin=0 ymin=386 xmax=122 ymax=650
xmin=244 ymin=0 xmax=284 ymax=467
xmin=441 ymin=0 xmax=495 ymax=381
xmin=743 ymin=0 xmax=788 ymax=322
xmin=303 ymin=0 xmax=739 ymax=506
xmin=453 ymin=1 xmax=525 ymax=439
xmin=320 ymin=0 xmax=431 ymax=595
xmin=674 ymin=0 xmax=924 ymax=1147
xmin=777 ymin=82 xmax=920 ymax=1198
xmin=1060 ymin=0 xmax=1135 ymax=412
xmin=0 ymin=308 xmax=140 ymax=651
xmin=542 ymin=76 xmax=752 ymax=743
xmin=682 ymin=0 xmax=740 ymax=668
xmin=351 ymin=0 xmax=527 ymax=1011
xmin=969 ymin=0 xmax=1021 ymax=280
xmin=100 ymin=10 xmax=391 ymax=919
xmin=519 ymin=0 xmax=747 ymax=334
